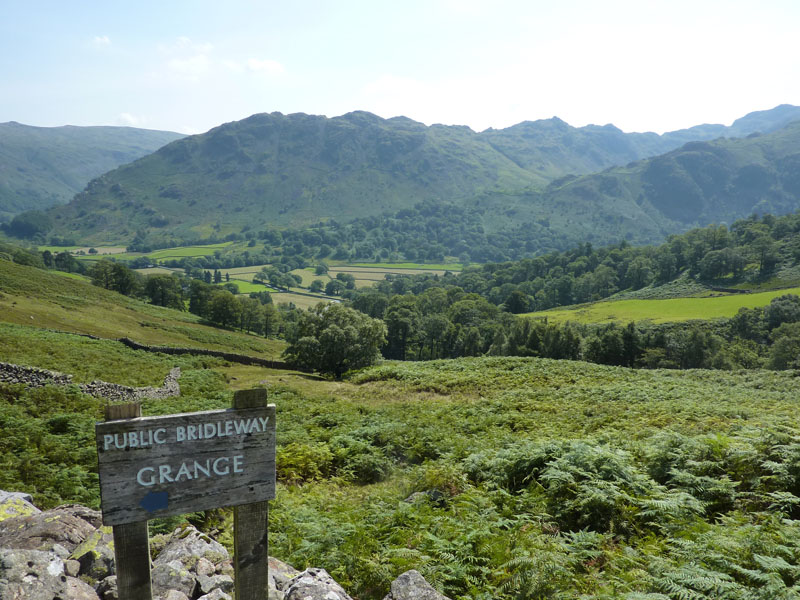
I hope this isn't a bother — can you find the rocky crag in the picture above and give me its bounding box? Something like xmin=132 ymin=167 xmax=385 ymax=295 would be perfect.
xmin=0 ymin=490 xmax=451 ymax=600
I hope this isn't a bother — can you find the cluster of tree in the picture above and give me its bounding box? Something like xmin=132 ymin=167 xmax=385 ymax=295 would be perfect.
xmin=83 ymin=259 xmax=284 ymax=335
xmin=331 ymin=275 xmax=800 ymax=371
xmin=339 ymin=212 xmax=800 ymax=315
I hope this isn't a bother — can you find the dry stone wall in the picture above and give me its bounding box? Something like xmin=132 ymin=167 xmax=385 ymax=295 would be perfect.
xmin=0 ymin=361 xmax=181 ymax=402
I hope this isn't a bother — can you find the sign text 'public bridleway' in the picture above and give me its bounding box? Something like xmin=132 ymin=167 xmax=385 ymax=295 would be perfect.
xmin=96 ymin=405 xmax=276 ymax=526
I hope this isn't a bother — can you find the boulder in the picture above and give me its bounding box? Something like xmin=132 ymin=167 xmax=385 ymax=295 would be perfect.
xmin=157 ymin=591 xmax=190 ymax=600
xmin=195 ymin=573 xmax=234 ymax=596
xmin=196 ymin=590 xmax=232 ymax=600
xmin=0 ymin=505 xmax=99 ymax=553
xmin=69 ymin=526 xmax=115 ymax=582
xmin=284 ymin=567 xmax=353 ymax=600
xmin=151 ymin=559 xmax=197 ymax=599
xmin=95 ymin=575 xmax=117 ymax=600
xmin=0 ymin=491 xmax=39 ymax=522
xmin=383 ymin=570 xmax=451 ymax=600
xmin=154 ymin=525 xmax=229 ymax=566
xmin=0 ymin=548 xmax=99 ymax=600
xmin=270 ymin=556 xmax=300 ymax=589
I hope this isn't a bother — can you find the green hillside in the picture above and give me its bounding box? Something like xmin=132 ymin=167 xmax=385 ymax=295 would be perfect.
xmin=42 ymin=105 xmax=800 ymax=246
xmin=480 ymin=120 xmax=800 ymax=248
xmin=46 ymin=111 xmax=541 ymax=242
xmin=0 ymin=257 xmax=283 ymax=357
xmin=0 ymin=122 xmax=183 ymax=219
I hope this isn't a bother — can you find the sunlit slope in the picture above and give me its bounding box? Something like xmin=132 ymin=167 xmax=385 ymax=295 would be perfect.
xmin=0 ymin=259 xmax=284 ymax=357
xmin=524 ymin=285 xmax=800 ymax=324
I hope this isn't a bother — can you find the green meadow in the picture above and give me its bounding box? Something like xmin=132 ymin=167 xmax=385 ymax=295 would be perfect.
xmin=525 ymin=285 xmax=800 ymax=324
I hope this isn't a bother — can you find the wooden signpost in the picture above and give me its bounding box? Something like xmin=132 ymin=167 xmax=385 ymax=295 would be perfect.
xmin=96 ymin=388 xmax=275 ymax=600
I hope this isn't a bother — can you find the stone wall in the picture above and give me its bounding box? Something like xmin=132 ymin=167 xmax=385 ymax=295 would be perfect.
xmin=117 ymin=337 xmax=298 ymax=370
xmin=0 ymin=361 xmax=181 ymax=402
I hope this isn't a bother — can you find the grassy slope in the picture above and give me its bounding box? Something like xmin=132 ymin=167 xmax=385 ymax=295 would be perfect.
xmin=524 ymin=285 xmax=800 ymax=324
xmin=0 ymin=259 xmax=284 ymax=357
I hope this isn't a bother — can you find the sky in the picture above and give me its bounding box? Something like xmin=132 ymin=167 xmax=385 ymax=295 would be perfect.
xmin=1 ymin=0 xmax=799 ymax=135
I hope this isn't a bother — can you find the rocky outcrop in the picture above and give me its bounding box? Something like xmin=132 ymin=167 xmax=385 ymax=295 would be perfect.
xmin=0 ymin=548 xmax=99 ymax=600
xmin=283 ymin=568 xmax=353 ymax=600
xmin=0 ymin=504 xmax=100 ymax=553
xmin=0 ymin=490 xmax=447 ymax=599
xmin=0 ymin=361 xmax=181 ymax=402
xmin=382 ymin=570 xmax=452 ymax=600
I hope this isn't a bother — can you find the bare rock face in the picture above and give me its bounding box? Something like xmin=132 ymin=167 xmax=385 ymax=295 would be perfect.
xmin=284 ymin=567 xmax=354 ymax=600
xmin=0 ymin=548 xmax=99 ymax=600
xmin=383 ymin=570 xmax=451 ymax=600
xmin=0 ymin=505 xmax=100 ymax=553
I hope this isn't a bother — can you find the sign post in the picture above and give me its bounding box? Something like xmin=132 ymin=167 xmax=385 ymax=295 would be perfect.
xmin=96 ymin=389 xmax=275 ymax=600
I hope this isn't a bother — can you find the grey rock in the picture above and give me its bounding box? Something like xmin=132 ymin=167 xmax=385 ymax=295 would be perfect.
xmin=270 ymin=556 xmax=300 ymax=590
xmin=196 ymin=590 xmax=232 ymax=600
xmin=383 ymin=570 xmax=451 ymax=600
xmin=193 ymin=556 xmax=215 ymax=577
xmin=0 ymin=491 xmax=33 ymax=506
xmin=154 ymin=525 xmax=228 ymax=566
xmin=284 ymin=567 xmax=353 ymax=600
xmin=0 ymin=506 xmax=98 ymax=553
xmin=96 ymin=575 xmax=118 ymax=600
xmin=0 ymin=548 xmax=98 ymax=599
xmin=151 ymin=559 xmax=197 ymax=599
xmin=157 ymin=591 xmax=190 ymax=600
xmin=65 ymin=558 xmax=82 ymax=577
xmin=66 ymin=576 xmax=101 ymax=599
xmin=196 ymin=573 xmax=234 ymax=595
xmin=70 ymin=526 xmax=115 ymax=581
xmin=0 ymin=491 xmax=39 ymax=523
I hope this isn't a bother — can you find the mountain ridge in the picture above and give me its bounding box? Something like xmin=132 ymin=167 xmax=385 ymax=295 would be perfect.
xmin=0 ymin=122 xmax=185 ymax=220
xmin=25 ymin=104 xmax=800 ymax=248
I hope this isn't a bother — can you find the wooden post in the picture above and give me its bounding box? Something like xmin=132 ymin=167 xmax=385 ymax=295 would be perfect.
xmin=105 ymin=402 xmax=153 ymax=600
xmin=233 ymin=388 xmax=270 ymax=600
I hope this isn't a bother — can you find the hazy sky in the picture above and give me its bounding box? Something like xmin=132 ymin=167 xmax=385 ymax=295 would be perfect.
xmin=2 ymin=0 xmax=798 ymax=135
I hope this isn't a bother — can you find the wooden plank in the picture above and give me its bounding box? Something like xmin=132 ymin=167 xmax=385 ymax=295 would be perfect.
xmin=234 ymin=500 xmax=270 ymax=600
xmin=233 ymin=389 xmax=270 ymax=600
xmin=96 ymin=405 xmax=276 ymax=525
xmin=233 ymin=387 xmax=267 ymax=410
xmin=106 ymin=402 xmax=152 ymax=600
xmin=114 ymin=520 xmax=152 ymax=600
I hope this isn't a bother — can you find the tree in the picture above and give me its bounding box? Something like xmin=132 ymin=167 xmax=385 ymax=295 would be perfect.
xmin=208 ymin=290 xmax=242 ymax=328
xmin=144 ymin=275 xmax=184 ymax=309
xmin=384 ymin=295 xmax=421 ymax=360
xmin=7 ymin=211 xmax=52 ymax=239
xmin=309 ymin=280 xmax=324 ymax=293
xmin=325 ymin=279 xmax=345 ymax=296
xmin=283 ymin=303 xmax=387 ymax=378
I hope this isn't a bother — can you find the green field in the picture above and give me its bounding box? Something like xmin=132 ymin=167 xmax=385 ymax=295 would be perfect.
xmin=348 ymin=261 xmax=464 ymax=271
xmin=525 ymin=285 xmax=800 ymax=324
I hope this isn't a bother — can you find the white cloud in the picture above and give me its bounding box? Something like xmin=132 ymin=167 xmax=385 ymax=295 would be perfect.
xmin=247 ymin=58 xmax=284 ymax=75
xmin=93 ymin=35 xmax=111 ymax=47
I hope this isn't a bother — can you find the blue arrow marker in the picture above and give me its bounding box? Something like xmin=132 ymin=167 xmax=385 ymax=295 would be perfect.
xmin=140 ymin=491 xmax=169 ymax=512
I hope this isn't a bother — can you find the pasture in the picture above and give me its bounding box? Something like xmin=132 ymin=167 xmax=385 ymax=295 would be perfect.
xmin=525 ymin=285 xmax=800 ymax=324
